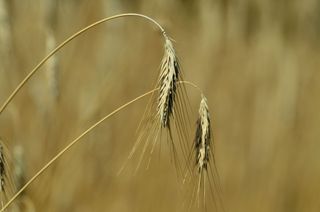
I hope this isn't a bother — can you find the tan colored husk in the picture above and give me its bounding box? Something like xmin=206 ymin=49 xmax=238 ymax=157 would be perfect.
xmin=157 ymin=36 xmax=180 ymax=128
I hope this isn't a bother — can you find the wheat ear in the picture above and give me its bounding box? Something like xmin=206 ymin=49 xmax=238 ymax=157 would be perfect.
xmin=121 ymin=36 xmax=190 ymax=175
xmin=157 ymin=36 xmax=180 ymax=128
xmin=195 ymin=95 xmax=211 ymax=173
xmin=187 ymin=95 xmax=224 ymax=211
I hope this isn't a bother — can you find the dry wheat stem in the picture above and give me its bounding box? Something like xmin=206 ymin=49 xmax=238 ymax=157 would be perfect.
xmin=0 ymin=12 xmax=217 ymax=210
xmin=179 ymin=81 xmax=203 ymax=94
xmin=0 ymin=13 xmax=166 ymax=115
xmin=0 ymin=81 xmax=201 ymax=211
xmin=0 ymin=88 xmax=156 ymax=211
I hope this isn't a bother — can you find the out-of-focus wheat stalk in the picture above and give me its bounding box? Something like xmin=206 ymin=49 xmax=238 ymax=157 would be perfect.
xmin=0 ymin=144 xmax=6 ymax=208
xmin=0 ymin=139 xmax=16 ymax=211
xmin=12 ymin=146 xmax=35 ymax=212
xmin=13 ymin=146 xmax=24 ymax=195
xmin=0 ymin=0 xmax=12 ymax=89
xmin=0 ymin=0 xmax=11 ymax=59
xmin=45 ymin=32 xmax=60 ymax=102
xmin=44 ymin=0 xmax=60 ymax=103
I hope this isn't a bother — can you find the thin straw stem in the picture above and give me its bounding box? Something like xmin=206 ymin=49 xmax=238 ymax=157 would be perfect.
xmin=0 ymin=88 xmax=157 ymax=211
xmin=0 ymin=13 xmax=166 ymax=115
xmin=180 ymin=81 xmax=203 ymax=95
xmin=0 ymin=80 xmax=200 ymax=211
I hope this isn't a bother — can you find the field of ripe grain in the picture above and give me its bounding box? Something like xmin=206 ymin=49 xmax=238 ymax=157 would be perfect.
xmin=1 ymin=1 xmax=320 ymax=211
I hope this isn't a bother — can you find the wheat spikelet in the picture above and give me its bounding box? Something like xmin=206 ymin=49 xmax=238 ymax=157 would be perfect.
xmin=182 ymin=95 xmax=224 ymax=211
xmin=157 ymin=36 xmax=180 ymax=128
xmin=191 ymin=95 xmax=213 ymax=210
xmin=120 ymin=35 xmax=192 ymax=176
xmin=195 ymin=95 xmax=211 ymax=173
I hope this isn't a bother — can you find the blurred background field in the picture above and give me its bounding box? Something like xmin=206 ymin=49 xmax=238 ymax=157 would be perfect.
xmin=1 ymin=0 xmax=320 ymax=211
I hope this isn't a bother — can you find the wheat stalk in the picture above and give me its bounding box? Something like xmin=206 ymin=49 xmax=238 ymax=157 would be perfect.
xmin=0 ymin=0 xmax=11 ymax=57
xmin=0 ymin=12 xmax=222 ymax=211
xmin=44 ymin=0 xmax=59 ymax=103
xmin=0 ymin=88 xmax=157 ymax=211
xmin=45 ymin=30 xmax=60 ymax=102
xmin=0 ymin=0 xmax=12 ymax=89
xmin=0 ymin=13 xmax=167 ymax=210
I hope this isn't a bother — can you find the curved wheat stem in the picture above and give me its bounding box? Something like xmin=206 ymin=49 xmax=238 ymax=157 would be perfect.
xmin=0 ymin=88 xmax=157 ymax=211
xmin=0 ymin=11 xmax=222 ymax=210
xmin=179 ymin=81 xmax=203 ymax=95
xmin=0 ymin=13 xmax=166 ymax=115
xmin=0 ymin=81 xmax=201 ymax=211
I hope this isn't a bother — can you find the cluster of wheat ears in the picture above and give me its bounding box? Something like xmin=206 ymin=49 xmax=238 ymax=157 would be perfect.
xmin=0 ymin=13 xmax=222 ymax=211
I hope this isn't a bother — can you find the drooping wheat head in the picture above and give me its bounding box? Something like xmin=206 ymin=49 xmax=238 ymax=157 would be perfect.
xmin=195 ymin=95 xmax=211 ymax=173
xmin=182 ymin=95 xmax=224 ymax=211
xmin=157 ymin=35 xmax=180 ymax=128
xmin=120 ymin=35 xmax=192 ymax=176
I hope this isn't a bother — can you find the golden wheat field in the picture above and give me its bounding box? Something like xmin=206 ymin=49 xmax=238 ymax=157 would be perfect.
xmin=1 ymin=0 xmax=320 ymax=212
